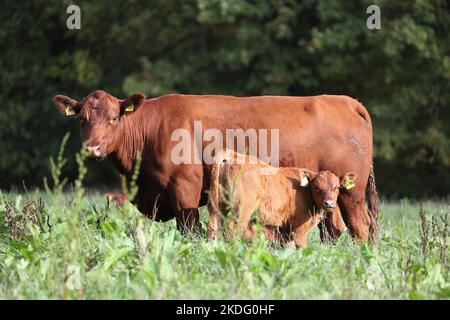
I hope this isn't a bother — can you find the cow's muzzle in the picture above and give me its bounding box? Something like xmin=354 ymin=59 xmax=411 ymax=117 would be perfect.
xmin=85 ymin=144 xmax=105 ymax=159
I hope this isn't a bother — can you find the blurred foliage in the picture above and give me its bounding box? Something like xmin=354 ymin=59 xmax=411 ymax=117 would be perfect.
xmin=0 ymin=0 xmax=449 ymax=197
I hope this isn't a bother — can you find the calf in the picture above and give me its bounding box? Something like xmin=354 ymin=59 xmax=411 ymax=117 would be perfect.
xmin=299 ymin=170 xmax=349 ymax=243
xmin=208 ymin=150 xmax=354 ymax=247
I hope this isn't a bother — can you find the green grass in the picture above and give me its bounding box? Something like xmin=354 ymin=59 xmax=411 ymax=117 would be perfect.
xmin=0 ymin=191 xmax=448 ymax=300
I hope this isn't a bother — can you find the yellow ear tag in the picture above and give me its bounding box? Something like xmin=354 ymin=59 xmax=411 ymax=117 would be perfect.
xmin=125 ymin=104 xmax=134 ymax=112
xmin=300 ymin=175 xmax=309 ymax=187
xmin=65 ymin=106 xmax=76 ymax=116
xmin=344 ymin=177 xmax=355 ymax=190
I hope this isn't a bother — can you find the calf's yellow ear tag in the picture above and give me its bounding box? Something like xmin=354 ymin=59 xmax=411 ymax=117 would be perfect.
xmin=124 ymin=103 xmax=134 ymax=113
xmin=344 ymin=177 xmax=355 ymax=190
xmin=300 ymin=174 xmax=309 ymax=187
xmin=65 ymin=106 xmax=76 ymax=116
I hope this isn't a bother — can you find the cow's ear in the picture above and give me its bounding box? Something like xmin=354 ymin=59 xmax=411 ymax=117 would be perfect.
xmin=120 ymin=93 xmax=146 ymax=114
xmin=340 ymin=172 xmax=357 ymax=190
xmin=298 ymin=169 xmax=317 ymax=187
xmin=52 ymin=95 xmax=78 ymax=117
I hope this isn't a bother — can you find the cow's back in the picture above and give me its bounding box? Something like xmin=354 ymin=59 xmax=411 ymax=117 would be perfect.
xmin=152 ymin=94 xmax=372 ymax=169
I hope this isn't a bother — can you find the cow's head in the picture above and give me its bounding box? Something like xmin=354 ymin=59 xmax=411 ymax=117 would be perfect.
xmin=52 ymin=90 xmax=146 ymax=159
xmin=299 ymin=170 xmax=357 ymax=213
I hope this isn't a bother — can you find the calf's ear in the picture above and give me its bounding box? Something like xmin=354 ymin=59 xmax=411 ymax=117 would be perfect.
xmin=298 ymin=169 xmax=317 ymax=187
xmin=52 ymin=95 xmax=78 ymax=117
xmin=120 ymin=93 xmax=146 ymax=114
xmin=340 ymin=172 xmax=357 ymax=190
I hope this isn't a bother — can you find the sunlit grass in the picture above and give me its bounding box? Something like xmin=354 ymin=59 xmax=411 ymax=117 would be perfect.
xmin=0 ymin=191 xmax=448 ymax=299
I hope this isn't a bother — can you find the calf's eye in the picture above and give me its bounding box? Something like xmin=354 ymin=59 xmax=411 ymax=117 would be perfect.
xmin=108 ymin=116 xmax=119 ymax=125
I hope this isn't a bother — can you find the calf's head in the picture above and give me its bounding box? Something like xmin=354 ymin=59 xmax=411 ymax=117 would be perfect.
xmin=300 ymin=170 xmax=357 ymax=213
xmin=52 ymin=90 xmax=146 ymax=159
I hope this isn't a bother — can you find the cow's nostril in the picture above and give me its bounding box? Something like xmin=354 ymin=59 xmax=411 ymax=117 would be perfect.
xmin=86 ymin=145 xmax=101 ymax=157
xmin=323 ymin=200 xmax=336 ymax=208
xmin=86 ymin=145 xmax=99 ymax=151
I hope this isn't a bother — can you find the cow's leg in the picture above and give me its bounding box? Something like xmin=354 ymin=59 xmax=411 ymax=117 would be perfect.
xmin=169 ymin=181 xmax=202 ymax=234
xmin=338 ymin=189 xmax=371 ymax=242
xmin=332 ymin=207 xmax=346 ymax=236
xmin=176 ymin=208 xmax=200 ymax=233
xmin=133 ymin=189 xmax=175 ymax=222
xmin=319 ymin=207 xmax=345 ymax=243
xmin=318 ymin=220 xmax=331 ymax=243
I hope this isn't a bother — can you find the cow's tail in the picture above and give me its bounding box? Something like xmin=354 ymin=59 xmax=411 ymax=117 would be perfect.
xmin=207 ymin=153 xmax=227 ymax=240
xmin=366 ymin=163 xmax=380 ymax=242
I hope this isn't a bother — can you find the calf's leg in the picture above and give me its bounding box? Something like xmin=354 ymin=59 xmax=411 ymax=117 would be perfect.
xmin=226 ymin=204 xmax=255 ymax=240
xmin=244 ymin=224 xmax=281 ymax=243
xmin=207 ymin=210 xmax=223 ymax=240
xmin=290 ymin=214 xmax=319 ymax=248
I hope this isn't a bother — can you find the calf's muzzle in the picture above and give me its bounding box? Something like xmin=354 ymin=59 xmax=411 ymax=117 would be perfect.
xmin=323 ymin=200 xmax=336 ymax=209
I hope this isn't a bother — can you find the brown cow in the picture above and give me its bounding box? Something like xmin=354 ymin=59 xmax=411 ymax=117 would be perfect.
xmin=52 ymin=90 xmax=379 ymax=241
xmin=207 ymin=150 xmax=350 ymax=247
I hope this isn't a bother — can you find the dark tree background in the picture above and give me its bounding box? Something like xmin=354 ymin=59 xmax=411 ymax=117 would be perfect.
xmin=0 ymin=0 xmax=449 ymax=197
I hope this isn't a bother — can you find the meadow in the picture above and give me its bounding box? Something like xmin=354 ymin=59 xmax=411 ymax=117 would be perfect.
xmin=0 ymin=188 xmax=448 ymax=299
xmin=0 ymin=140 xmax=448 ymax=300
